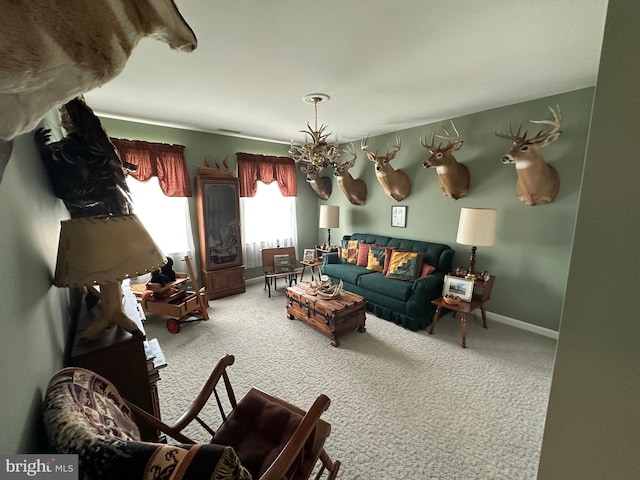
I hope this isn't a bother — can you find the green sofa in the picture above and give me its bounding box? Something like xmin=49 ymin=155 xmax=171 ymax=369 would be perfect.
xmin=321 ymin=233 xmax=454 ymax=331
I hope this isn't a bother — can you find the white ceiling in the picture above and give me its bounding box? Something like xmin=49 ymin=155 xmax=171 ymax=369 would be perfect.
xmin=85 ymin=1 xmax=609 ymax=145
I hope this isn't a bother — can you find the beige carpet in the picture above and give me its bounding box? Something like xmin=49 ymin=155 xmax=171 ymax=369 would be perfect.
xmin=143 ymin=278 xmax=557 ymax=479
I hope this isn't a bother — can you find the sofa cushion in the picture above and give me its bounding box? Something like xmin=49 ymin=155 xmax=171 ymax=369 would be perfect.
xmin=420 ymin=263 xmax=436 ymax=277
xmin=322 ymin=262 xmax=372 ymax=285
xmin=340 ymin=239 xmax=359 ymax=264
xmin=356 ymin=242 xmax=370 ymax=267
xmin=366 ymin=245 xmax=386 ymax=272
xmin=386 ymin=251 xmax=423 ymax=281
xmin=357 ymin=271 xmax=415 ymax=301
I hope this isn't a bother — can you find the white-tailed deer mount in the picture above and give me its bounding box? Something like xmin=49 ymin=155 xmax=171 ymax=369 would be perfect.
xmin=0 ymin=0 xmax=197 ymax=142
xmin=332 ymin=144 xmax=367 ymax=206
xmin=361 ymin=133 xmax=411 ymax=202
xmin=496 ymin=105 xmax=562 ymax=206
xmin=298 ymin=161 xmax=332 ymax=200
xmin=420 ymin=121 xmax=470 ymax=200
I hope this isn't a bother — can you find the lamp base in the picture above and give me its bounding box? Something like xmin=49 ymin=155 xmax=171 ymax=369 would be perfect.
xmin=80 ymin=282 xmax=143 ymax=341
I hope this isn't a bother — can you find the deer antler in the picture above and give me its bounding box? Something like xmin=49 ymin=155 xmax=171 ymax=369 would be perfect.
xmin=421 ymin=121 xmax=461 ymax=151
xmin=361 ymin=133 xmax=401 ymax=161
xmin=496 ymin=105 xmax=562 ymax=144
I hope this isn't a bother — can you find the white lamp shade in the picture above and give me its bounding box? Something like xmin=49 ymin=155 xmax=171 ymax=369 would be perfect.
xmin=319 ymin=205 xmax=340 ymax=229
xmin=54 ymin=214 xmax=167 ymax=287
xmin=456 ymin=208 xmax=496 ymax=247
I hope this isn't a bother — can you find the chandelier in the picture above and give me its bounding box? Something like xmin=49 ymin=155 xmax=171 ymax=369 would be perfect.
xmin=289 ymin=93 xmax=341 ymax=168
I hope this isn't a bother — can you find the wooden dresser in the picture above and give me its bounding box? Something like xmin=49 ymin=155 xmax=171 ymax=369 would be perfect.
xmin=66 ymin=281 xmax=166 ymax=441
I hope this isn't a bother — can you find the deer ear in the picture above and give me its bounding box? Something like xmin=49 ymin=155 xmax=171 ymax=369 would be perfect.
xmin=365 ymin=152 xmax=376 ymax=162
xmin=451 ymin=140 xmax=464 ymax=151
xmin=540 ymin=131 xmax=561 ymax=147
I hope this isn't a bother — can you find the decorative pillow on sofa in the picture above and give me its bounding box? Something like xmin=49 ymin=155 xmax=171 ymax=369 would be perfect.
xmin=383 ymin=247 xmax=397 ymax=275
xmin=386 ymin=251 xmax=423 ymax=281
xmin=366 ymin=245 xmax=387 ymax=272
xmin=420 ymin=263 xmax=436 ymax=277
xmin=356 ymin=242 xmax=371 ymax=267
xmin=340 ymin=240 xmax=359 ymax=264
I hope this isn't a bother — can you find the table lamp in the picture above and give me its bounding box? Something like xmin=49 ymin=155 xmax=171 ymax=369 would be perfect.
xmin=54 ymin=214 xmax=166 ymax=340
xmin=456 ymin=207 xmax=496 ymax=278
xmin=319 ymin=205 xmax=339 ymax=247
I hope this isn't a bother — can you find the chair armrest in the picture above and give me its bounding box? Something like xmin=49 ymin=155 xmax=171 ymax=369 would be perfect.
xmin=171 ymin=354 xmax=237 ymax=432
xmin=322 ymin=252 xmax=340 ymax=265
xmin=258 ymin=393 xmax=331 ymax=480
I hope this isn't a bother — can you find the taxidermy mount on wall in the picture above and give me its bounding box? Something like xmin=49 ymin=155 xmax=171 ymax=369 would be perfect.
xmin=420 ymin=121 xmax=470 ymax=200
xmin=361 ymin=133 xmax=411 ymax=202
xmin=495 ymin=106 xmax=562 ymax=206
xmin=0 ymin=0 xmax=197 ymax=181
xmin=36 ymin=96 xmax=134 ymax=218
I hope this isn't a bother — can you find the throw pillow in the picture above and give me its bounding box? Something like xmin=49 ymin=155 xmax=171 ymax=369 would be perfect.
xmin=356 ymin=242 xmax=371 ymax=267
xmin=420 ymin=263 xmax=436 ymax=277
xmin=340 ymin=239 xmax=359 ymax=264
xmin=366 ymin=245 xmax=387 ymax=272
xmin=386 ymin=251 xmax=423 ymax=281
xmin=383 ymin=247 xmax=397 ymax=275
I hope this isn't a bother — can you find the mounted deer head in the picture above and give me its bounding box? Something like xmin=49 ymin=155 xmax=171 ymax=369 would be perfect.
xmin=298 ymin=161 xmax=333 ymax=200
xmin=361 ymin=132 xmax=411 ymax=202
xmin=496 ymin=105 xmax=562 ymax=206
xmin=420 ymin=121 xmax=470 ymax=200
xmin=332 ymin=144 xmax=367 ymax=205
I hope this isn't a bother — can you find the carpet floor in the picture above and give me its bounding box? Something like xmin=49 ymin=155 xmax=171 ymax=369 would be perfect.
xmin=143 ymin=279 xmax=557 ymax=480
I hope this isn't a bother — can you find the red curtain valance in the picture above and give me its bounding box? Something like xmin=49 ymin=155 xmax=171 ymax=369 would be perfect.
xmin=111 ymin=138 xmax=192 ymax=197
xmin=237 ymin=152 xmax=297 ymax=197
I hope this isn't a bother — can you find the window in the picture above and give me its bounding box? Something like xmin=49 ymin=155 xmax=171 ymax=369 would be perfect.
xmin=240 ymin=181 xmax=298 ymax=268
xmin=126 ymin=176 xmax=195 ymax=262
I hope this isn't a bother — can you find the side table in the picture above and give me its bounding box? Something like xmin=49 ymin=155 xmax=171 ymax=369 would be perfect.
xmin=300 ymin=259 xmax=323 ymax=282
xmin=429 ymin=275 xmax=495 ymax=348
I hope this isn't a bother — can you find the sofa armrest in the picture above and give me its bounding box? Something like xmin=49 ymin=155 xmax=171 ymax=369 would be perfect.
xmin=322 ymin=252 xmax=340 ymax=265
xmin=412 ymin=272 xmax=444 ymax=294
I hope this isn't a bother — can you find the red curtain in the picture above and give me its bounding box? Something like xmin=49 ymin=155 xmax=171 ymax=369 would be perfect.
xmin=111 ymin=138 xmax=192 ymax=197
xmin=237 ymin=152 xmax=297 ymax=197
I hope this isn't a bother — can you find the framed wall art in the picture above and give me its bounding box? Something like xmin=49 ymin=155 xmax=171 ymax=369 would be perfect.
xmin=303 ymin=248 xmax=317 ymax=263
xmin=443 ymin=274 xmax=474 ymax=302
xmin=391 ymin=205 xmax=407 ymax=227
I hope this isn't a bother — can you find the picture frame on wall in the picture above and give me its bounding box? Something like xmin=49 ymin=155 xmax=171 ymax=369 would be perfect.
xmin=391 ymin=205 xmax=407 ymax=227
xmin=443 ymin=275 xmax=474 ymax=302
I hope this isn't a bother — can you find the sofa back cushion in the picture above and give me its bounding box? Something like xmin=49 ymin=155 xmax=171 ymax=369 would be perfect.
xmin=347 ymin=233 xmax=453 ymax=274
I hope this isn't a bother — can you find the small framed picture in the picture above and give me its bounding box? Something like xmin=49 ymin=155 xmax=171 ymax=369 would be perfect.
xmin=443 ymin=275 xmax=474 ymax=302
xmin=391 ymin=205 xmax=407 ymax=227
xmin=303 ymin=248 xmax=317 ymax=263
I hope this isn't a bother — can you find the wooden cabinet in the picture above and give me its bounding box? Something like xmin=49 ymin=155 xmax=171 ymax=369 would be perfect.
xmin=67 ymin=281 xmax=164 ymax=441
xmin=195 ymin=175 xmax=246 ymax=299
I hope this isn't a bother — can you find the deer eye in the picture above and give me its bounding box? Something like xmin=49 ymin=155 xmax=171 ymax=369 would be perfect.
xmin=436 ymin=153 xmax=443 ymax=158
xmin=521 ymin=145 xmax=529 ymax=151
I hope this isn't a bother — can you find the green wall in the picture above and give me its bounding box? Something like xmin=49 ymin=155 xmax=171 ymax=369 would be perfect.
xmin=102 ymin=87 xmax=592 ymax=332
xmin=0 ymin=112 xmax=70 ymax=453
xmin=538 ymin=2 xmax=639 ymax=477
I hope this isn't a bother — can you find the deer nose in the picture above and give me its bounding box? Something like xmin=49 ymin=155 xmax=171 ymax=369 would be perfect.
xmin=422 ymin=162 xmax=431 ymax=168
xmin=502 ymin=155 xmax=512 ymax=164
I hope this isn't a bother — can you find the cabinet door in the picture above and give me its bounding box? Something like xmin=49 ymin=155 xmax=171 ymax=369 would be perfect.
xmin=196 ymin=176 xmax=243 ymax=270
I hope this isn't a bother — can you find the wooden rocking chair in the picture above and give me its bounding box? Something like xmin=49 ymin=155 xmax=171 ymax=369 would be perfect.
xmin=127 ymin=354 xmax=341 ymax=480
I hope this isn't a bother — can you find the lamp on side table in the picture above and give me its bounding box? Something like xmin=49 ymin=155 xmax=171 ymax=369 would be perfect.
xmin=456 ymin=207 xmax=496 ymax=279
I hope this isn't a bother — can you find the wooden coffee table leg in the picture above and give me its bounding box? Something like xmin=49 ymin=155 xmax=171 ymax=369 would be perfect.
xmin=330 ymin=335 xmax=340 ymax=347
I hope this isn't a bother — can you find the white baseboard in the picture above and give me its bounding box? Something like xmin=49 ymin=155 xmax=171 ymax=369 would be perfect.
xmin=486 ymin=311 xmax=559 ymax=340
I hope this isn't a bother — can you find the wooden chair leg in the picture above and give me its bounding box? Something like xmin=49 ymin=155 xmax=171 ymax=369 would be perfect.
xmin=315 ymin=449 xmax=341 ymax=480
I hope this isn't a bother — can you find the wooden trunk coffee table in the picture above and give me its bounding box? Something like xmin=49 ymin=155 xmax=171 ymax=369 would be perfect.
xmin=286 ymin=285 xmax=366 ymax=347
